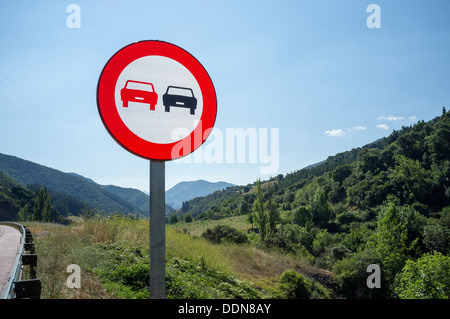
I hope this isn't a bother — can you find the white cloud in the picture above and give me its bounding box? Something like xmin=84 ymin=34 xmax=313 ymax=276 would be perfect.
xmin=409 ymin=116 xmax=417 ymax=121
xmin=324 ymin=129 xmax=345 ymax=137
xmin=353 ymin=126 xmax=367 ymax=131
xmin=376 ymin=124 xmax=389 ymax=130
xmin=377 ymin=116 xmax=404 ymax=121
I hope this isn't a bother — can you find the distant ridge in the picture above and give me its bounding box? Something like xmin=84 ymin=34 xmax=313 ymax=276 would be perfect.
xmin=166 ymin=179 xmax=235 ymax=210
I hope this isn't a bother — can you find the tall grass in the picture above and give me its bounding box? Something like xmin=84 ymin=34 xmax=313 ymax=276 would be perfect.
xmin=28 ymin=216 xmax=313 ymax=298
xmin=28 ymin=216 xmax=148 ymax=298
xmin=166 ymin=227 xmax=232 ymax=275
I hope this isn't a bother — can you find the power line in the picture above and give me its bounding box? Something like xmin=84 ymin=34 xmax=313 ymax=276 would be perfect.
xmin=0 ymin=71 xmax=121 ymax=186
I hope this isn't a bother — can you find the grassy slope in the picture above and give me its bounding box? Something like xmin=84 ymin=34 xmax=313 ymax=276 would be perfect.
xmin=26 ymin=216 xmax=334 ymax=299
xmin=172 ymin=216 xmax=336 ymax=292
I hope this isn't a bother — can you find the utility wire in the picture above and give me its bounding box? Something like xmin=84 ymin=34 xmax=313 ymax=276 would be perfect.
xmin=0 ymin=71 xmax=121 ymax=186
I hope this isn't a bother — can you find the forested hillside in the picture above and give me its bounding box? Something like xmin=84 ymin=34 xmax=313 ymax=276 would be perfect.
xmin=176 ymin=108 xmax=450 ymax=298
xmin=0 ymin=171 xmax=69 ymax=223
xmin=0 ymin=153 xmax=144 ymax=216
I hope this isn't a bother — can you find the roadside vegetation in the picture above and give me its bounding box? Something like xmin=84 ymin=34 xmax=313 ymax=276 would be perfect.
xmin=28 ymin=215 xmax=333 ymax=299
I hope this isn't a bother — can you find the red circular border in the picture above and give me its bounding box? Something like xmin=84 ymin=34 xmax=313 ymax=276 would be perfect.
xmin=97 ymin=40 xmax=217 ymax=161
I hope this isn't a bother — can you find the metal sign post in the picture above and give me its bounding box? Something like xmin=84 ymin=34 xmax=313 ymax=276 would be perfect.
xmin=149 ymin=160 xmax=165 ymax=299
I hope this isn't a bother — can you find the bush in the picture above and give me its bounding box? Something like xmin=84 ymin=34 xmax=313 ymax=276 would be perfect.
xmin=312 ymin=229 xmax=332 ymax=256
xmin=440 ymin=206 xmax=450 ymax=227
xmin=277 ymin=269 xmax=311 ymax=299
xmin=166 ymin=258 xmax=261 ymax=299
xmin=262 ymin=233 xmax=292 ymax=252
xmin=422 ymin=223 xmax=450 ymax=254
xmin=395 ymin=252 xmax=450 ymax=299
xmin=201 ymin=225 xmax=249 ymax=245
xmin=184 ymin=213 xmax=193 ymax=223
xmin=278 ymin=224 xmax=315 ymax=251
xmin=276 ymin=269 xmax=330 ymax=299
xmin=333 ymin=248 xmax=385 ymax=299
xmin=169 ymin=214 xmax=179 ymax=224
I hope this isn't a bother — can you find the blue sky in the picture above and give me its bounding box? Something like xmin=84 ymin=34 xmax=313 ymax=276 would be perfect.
xmin=0 ymin=0 xmax=449 ymax=192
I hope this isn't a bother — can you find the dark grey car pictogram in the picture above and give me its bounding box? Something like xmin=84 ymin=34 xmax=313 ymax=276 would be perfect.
xmin=163 ymin=86 xmax=197 ymax=115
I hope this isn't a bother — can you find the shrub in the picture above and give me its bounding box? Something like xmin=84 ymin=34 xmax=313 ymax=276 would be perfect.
xmin=262 ymin=233 xmax=292 ymax=252
xmin=166 ymin=258 xmax=261 ymax=299
xmin=423 ymin=223 xmax=450 ymax=254
xmin=201 ymin=225 xmax=249 ymax=245
xmin=395 ymin=252 xmax=450 ymax=299
xmin=278 ymin=269 xmax=311 ymax=299
xmin=292 ymin=206 xmax=312 ymax=227
xmin=169 ymin=214 xmax=179 ymax=224
xmin=333 ymin=248 xmax=385 ymax=299
xmin=312 ymin=229 xmax=332 ymax=256
xmin=278 ymin=224 xmax=315 ymax=251
xmin=440 ymin=206 xmax=450 ymax=227
xmin=184 ymin=213 xmax=193 ymax=223
xmin=276 ymin=269 xmax=330 ymax=299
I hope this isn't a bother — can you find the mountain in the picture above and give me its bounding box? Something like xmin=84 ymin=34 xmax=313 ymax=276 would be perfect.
xmin=0 ymin=152 xmax=144 ymax=216
xmin=181 ymin=109 xmax=450 ymax=220
xmin=166 ymin=180 xmax=235 ymax=210
xmin=68 ymin=172 xmax=173 ymax=215
xmin=100 ymin=184 xmax=173 ymax=215
xmin=99 ymin=185 xmax=149 ymax=213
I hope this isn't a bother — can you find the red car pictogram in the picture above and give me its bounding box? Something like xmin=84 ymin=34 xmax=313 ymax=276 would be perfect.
xmin=121 ymin=80 xmax=158 ymax=110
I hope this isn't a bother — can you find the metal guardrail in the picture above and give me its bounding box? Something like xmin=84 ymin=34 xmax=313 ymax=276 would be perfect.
xmin=0 ymin=222 xmax=41 ymax=299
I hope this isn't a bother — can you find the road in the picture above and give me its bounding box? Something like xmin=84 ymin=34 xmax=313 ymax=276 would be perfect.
xmin=0 ymin=225 xmax=22 ymax=295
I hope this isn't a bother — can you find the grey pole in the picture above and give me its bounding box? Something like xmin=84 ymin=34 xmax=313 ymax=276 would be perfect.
xmin=149 ymin=160 xmax=165 ymax=299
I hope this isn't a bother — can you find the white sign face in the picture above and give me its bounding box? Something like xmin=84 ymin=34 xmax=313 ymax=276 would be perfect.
xmin=114 ymin=56 xmax=203 ymax=144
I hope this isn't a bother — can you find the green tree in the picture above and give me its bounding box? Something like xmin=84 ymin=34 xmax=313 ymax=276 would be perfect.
xmin=17 ymin=204 xmax=30 ymax=221
xmin=441 ymin=206 xmax=450 ymax=227
xmin=333 ymin=248 xmax=384 ymax=299
xmin=388 ymin=155 xmax=433 ymax=205
xmin=357 ymin=148 xmax=384 ymax=174
xmin=184 ymin=213 xmax=193 ymax=223
xmin=266 ymin=197 xmax=280 ymax=235
xmin=369 ymin=203 xmax=410 ymax=286
xmin=253 ymin=179 xmax=268 ymax=240
xmin=422 ymin=223 xmax=450 ymax=254
xmin=312 ymin=229 xmax=332 ymax=256
xmin=332 ymin=164 xmax=352 ymax=183
xmin=33 ymin=188 xmax=46 ymax=222
xmin=429 ymin=109 xmax=450 ymax=162
xmin=292 ymin=206 xmax=312 ymax=227
xmin=43 ymin=193 xmax=52 ymax=222
xmin=181 ymin=201 xmax=190 ymax=212
xmin=246 ymin=212 xmax=255 ymax=229
xmin=239 ymin=201 xmax=249 ymax=215
xmin=309 ymin=188 xmax=333 ymax=227
xmin=395 ymin=252 xmax=450 ymax=299
xmin=169 ymin=214 xmax=179 ymax=224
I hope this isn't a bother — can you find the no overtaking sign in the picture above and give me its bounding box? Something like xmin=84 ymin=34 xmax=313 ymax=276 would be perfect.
xmin=97 ymin=40 xmax=217 ymax=161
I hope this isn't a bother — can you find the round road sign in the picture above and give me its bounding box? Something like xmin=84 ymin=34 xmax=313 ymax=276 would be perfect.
xmin=97 ymin=40 xmax=217 ymax=161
